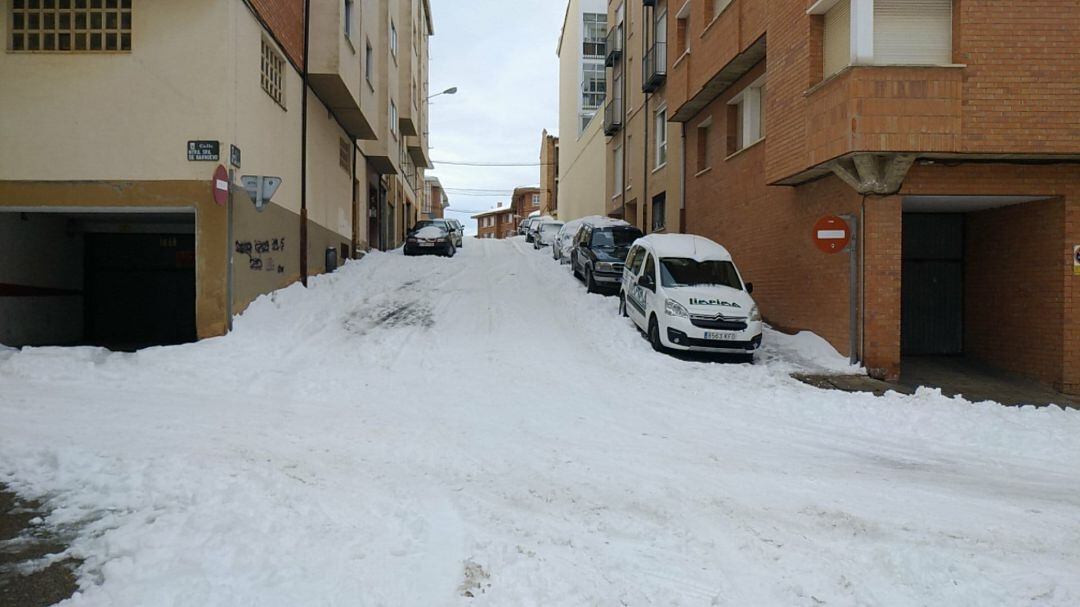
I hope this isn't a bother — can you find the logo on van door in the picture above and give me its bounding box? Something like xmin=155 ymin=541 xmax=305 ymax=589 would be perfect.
xmin=689 ymin=298 xmax=741 ymax=308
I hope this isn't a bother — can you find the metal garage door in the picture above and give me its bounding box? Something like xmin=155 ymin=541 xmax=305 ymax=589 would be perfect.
xmin=902 ymin=214 xmax=964 ymax=355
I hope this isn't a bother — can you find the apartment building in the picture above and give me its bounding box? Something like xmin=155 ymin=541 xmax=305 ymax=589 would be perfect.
xmin=556 ymin=0 xmax=609 ymax=222
xmin=0 ymin=0 xmax=434 ymax=349
xmin=472 ymin=206 xmax=516 ymax=240
xmin=424 ymin=176 xmax=449 ymax=220
xmin=510 ymin=186 xmax=543 ymax=227
xmin=667 ymin=0 xmax=1080 ymax=392
xmin=539 ymin=130 xmax=560 ymax=218
xmin=602 ymin=0 xmax=683 ymax=234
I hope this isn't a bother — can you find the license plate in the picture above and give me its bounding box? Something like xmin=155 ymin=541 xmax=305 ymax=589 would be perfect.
xmin=420 ymin=242 xmax=435 ymax=247
xmin=704 ymin=332 xmax=738 ymax=341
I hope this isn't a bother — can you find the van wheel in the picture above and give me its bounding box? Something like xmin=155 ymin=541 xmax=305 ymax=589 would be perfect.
xmin=648 ymin=317 xmax=665 ymax=352
xmin=619 ymin=293 xmax=628 ymax=317
xmin=585 ymin=269 xmax=598 ymax=294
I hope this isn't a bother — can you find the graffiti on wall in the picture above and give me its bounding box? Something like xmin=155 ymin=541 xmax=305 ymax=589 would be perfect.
xmin=235 ymin=238 xmax=286 ymax=274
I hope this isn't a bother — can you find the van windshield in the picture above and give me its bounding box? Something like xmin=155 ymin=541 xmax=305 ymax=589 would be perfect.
xmin=659 ymin=258 xmax=743 ymax=289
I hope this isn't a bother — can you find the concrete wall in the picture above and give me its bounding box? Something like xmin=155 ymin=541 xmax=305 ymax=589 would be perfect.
xmin=0 ymin=213 xmax=84 ymax=346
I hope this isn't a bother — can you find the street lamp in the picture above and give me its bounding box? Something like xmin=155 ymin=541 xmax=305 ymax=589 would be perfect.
xmin=427 ymin=86 xmax=458 ymax=101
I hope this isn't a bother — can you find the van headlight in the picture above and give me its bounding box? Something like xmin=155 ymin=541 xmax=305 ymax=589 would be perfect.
xmin=748 ymin=304 xmax=762 ymax=322
xmin=596 ymin=262 xmax=615 ymax=273
xmin=665 ymin=299 xmax=689 ymax=318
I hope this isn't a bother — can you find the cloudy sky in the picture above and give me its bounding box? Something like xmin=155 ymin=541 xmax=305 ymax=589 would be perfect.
xmin=426 ymin=1 xmax=568 ymax=234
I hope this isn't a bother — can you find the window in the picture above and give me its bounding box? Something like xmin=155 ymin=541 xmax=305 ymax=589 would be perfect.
xmin=365 ymin=40 xmax=374 ymax=86
xmin=627 ymin=246 xmax=646 ymax=275
xmin=727 ymin=76 xmax=765 ymax=155
xmin=344 ymin=0 xmax=354 ymax=38
xmin=654 ymin=6 xmax=667 ymax=45
xmin=708 ymin=0 xmax=733 ymax=21
xmin=261 ymin=39 xmax=287 ymax=109
xmin=582 ymin=62 xmax=606 ymax=111
xmin=642 ymin=254 xmax=657 ymax=288
xmin=10 ymin=0 xmax=133 ymax=52
xmin=695 ymin=116 xmax=712 ymax=171
xmin=822 ymin=0 xmax=851 ymax=78
xmin=390 ymin=20 xmax=398 ymax=58
xmin=613 ymin=145 xmax=624 ymax=197
xmin=339 ymin=138 xmax=351 ymax=173
xmin=583 ymin=13 xmax=607 ymax=58
xmin=675 ymin=1 xmax=691 ymax=55
xmin=532 ymin=194 xmax=540 ymax=207
xmin=652 ymin=193 xmax=666 ymax=232
xmin=655 ymin=107 xmax=668 ymax=168
xmin=819 ymin=0 xmax=952 ymax=79
xmin=874 ymin=0 xmax=952 ymax=66
xmin=390 ymin=101 xmax=398 ymax=137
xmin=660 ymin=258 xmax=742 ymax=289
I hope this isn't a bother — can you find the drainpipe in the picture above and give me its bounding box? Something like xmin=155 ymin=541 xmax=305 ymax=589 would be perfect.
xmin=299 ymin=0 xmax=312 ymax=286
xmin=620 ymin=20 xmax=628 ymax=222
xmin=679 ymin=127 xmax=686 ymax=232
xmin=642 ymin=3 xmax=650 ymax=232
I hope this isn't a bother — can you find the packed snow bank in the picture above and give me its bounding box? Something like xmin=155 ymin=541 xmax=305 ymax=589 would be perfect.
xmin=759 ymin=327 xmax=862 ymax=375
xmin=1 ymin=239 xmax=1079 ymax=606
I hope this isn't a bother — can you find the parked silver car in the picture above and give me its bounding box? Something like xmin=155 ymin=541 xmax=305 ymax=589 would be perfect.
xmin=533 ymin=221 xmax=565 ymax=250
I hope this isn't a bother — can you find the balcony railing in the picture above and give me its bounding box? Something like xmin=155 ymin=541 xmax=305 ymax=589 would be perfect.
xmin=604 ymin=98 xmax=623 ymax=136
xmin=643 ymin=42 xmax=667 ymax=92
xmin=605 ymin=27 xmax=622 ymax=67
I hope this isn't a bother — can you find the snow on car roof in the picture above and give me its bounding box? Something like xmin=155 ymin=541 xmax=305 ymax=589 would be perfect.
xmin=636 ymin=234 xmax=732 ymax=262
xmin=579 ymin=216 xmax=631 ymax=228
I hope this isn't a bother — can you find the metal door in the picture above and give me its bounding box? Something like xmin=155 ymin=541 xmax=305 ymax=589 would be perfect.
xmin=901 ymin=213 xmax=964 ymax=355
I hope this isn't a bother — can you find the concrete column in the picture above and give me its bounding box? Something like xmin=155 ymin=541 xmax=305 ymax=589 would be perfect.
xmin=861 ymin=194 xmax=901 ymax=381
xmin=1061 ymin=192 xmax=1080 ymax=394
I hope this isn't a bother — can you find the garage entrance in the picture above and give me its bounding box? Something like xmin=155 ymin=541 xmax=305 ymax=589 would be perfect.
xmin=0 ymin=210 xmax=197 ymax=350
xmin=900 ymin=195 xmax=1060 ymax=392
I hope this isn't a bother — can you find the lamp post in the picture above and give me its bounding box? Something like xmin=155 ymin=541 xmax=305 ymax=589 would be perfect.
xmin=426 ymin=86 xmax=458 ymax=101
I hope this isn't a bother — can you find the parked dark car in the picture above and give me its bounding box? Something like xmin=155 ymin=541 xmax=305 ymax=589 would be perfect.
xmin=570 ymin=220 xmax=643 ymax=293
xmin=405 ymin=222 xmax=457 ymax=257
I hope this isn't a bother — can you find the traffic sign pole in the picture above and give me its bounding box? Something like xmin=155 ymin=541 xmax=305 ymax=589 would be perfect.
xmin=840 ymin=214 xmax=859 ymax=367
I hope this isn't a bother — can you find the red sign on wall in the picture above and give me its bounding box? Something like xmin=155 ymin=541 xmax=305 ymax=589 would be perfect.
xmin=813 ymin=216 xmax=852 ymax=254
xmin=213 ymin=165 xmax=230 ymax=207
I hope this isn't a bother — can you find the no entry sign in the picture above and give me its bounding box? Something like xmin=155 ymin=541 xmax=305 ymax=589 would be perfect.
xmin=813 ymin=216 xmax=852 ymax=254
xmin=213 ymin=165 xmax=230 ymax=207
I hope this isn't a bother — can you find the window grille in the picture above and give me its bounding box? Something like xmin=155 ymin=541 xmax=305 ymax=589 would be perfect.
xmin=10 ymin=0 xmax=132 ymax=52
xmin=261 ymin=39 xmax=287 ymax=109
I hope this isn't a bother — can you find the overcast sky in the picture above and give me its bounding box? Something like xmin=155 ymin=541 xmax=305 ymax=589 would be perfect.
xmin=426 ymin=0 xmax=567 ymax=234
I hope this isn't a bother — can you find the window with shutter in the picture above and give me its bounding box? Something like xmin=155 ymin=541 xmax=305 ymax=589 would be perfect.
xmin=874 ymin=0 xmax=952 ymax=66
xmin=823 ymin=0 xmax=851 ymax=78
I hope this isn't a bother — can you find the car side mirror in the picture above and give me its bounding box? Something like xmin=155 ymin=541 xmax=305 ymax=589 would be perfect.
xmin=746 ymin=282 xmax=754 ymax=294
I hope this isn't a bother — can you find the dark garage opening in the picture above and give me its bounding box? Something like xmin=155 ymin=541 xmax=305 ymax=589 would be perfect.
xmin=0 ymin=211 xmax=197 ymax=350
xmin=901 ymin=212 xmax=965 ymax=356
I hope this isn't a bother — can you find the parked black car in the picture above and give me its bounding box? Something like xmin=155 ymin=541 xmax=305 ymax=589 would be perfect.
xmin=404 ymin=222 xmax=457 ymax=257
xmin=570 ymin=220 xmax=643 ymax=293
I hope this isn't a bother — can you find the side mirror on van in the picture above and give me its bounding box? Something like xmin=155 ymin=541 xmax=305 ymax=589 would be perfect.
xmin=746 ymin=282 xmax=754 ymax=294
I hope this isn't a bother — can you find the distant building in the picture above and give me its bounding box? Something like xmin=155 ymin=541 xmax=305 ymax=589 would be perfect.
xmin=539 ymin=131 xmax=560 ymax=218
xmin=510 ymin=187 xmax=542 ymax=228
xmin=424 ymin=177 xmax=450 ymax=220
xmin=472 ymin=205 xmax=516 ymax=239
xmin=556 ymin=0 xmax=608 ymax=222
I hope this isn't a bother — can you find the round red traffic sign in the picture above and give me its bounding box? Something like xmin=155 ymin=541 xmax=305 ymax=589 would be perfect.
xmin=212 ymin=165 xmax=230 ymax=207
xmin=813 ymin=216 xmax=851 ymax=254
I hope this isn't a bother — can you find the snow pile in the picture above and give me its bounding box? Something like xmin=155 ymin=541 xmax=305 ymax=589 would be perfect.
xmin=759 ymin=327 xmax=862 ymax=375
xmin=1 ymin=239 xmax=1079 ymax=606
xmin=413 ymin=225 xmax=447 ymax=239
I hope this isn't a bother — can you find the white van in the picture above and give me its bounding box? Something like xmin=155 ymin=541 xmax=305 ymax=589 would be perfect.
xmin=619 ymin=234 xmax=763 ymax=360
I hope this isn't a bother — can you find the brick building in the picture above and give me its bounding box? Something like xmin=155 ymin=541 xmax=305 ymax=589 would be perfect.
xmin=424 ymin=176 xmax=450 ymax=220
xmin=510 ymin=186 xmax=543 ymax=228
xmin=665 ymin=0 xmax=1080 ymax=392
xmin=473 ymin=206 xmax=517 ymax=239
xmin=540 ymin=131 xmax=560 ymax=218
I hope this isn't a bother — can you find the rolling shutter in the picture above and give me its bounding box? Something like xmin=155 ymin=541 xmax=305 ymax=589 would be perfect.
xmin=823 ymin=0 xmax=851 ymax=78
xmin=874 ymin=0 xmax=953 ymax=65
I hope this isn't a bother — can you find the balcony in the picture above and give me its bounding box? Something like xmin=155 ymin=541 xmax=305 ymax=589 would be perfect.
xmin=603 ymin=98 xmax=623 ymax=136
xmin=642 ymin=42 xmax=667 ymax=92
xmin=308 ymin=0 xmax=376 ymax=140
xmin=605 ymin=27 xmax=622 ymax=67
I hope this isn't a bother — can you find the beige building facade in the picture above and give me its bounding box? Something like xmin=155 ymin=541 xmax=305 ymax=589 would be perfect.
xmin=0 ymin=0 xmax=433 ymax=349
xmin=556 ymin=0 xmax=609 ymax=223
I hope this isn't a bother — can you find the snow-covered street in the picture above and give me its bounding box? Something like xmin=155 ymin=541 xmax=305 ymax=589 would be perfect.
xmin=2 ymin=237 xmax=1079 ymax=606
